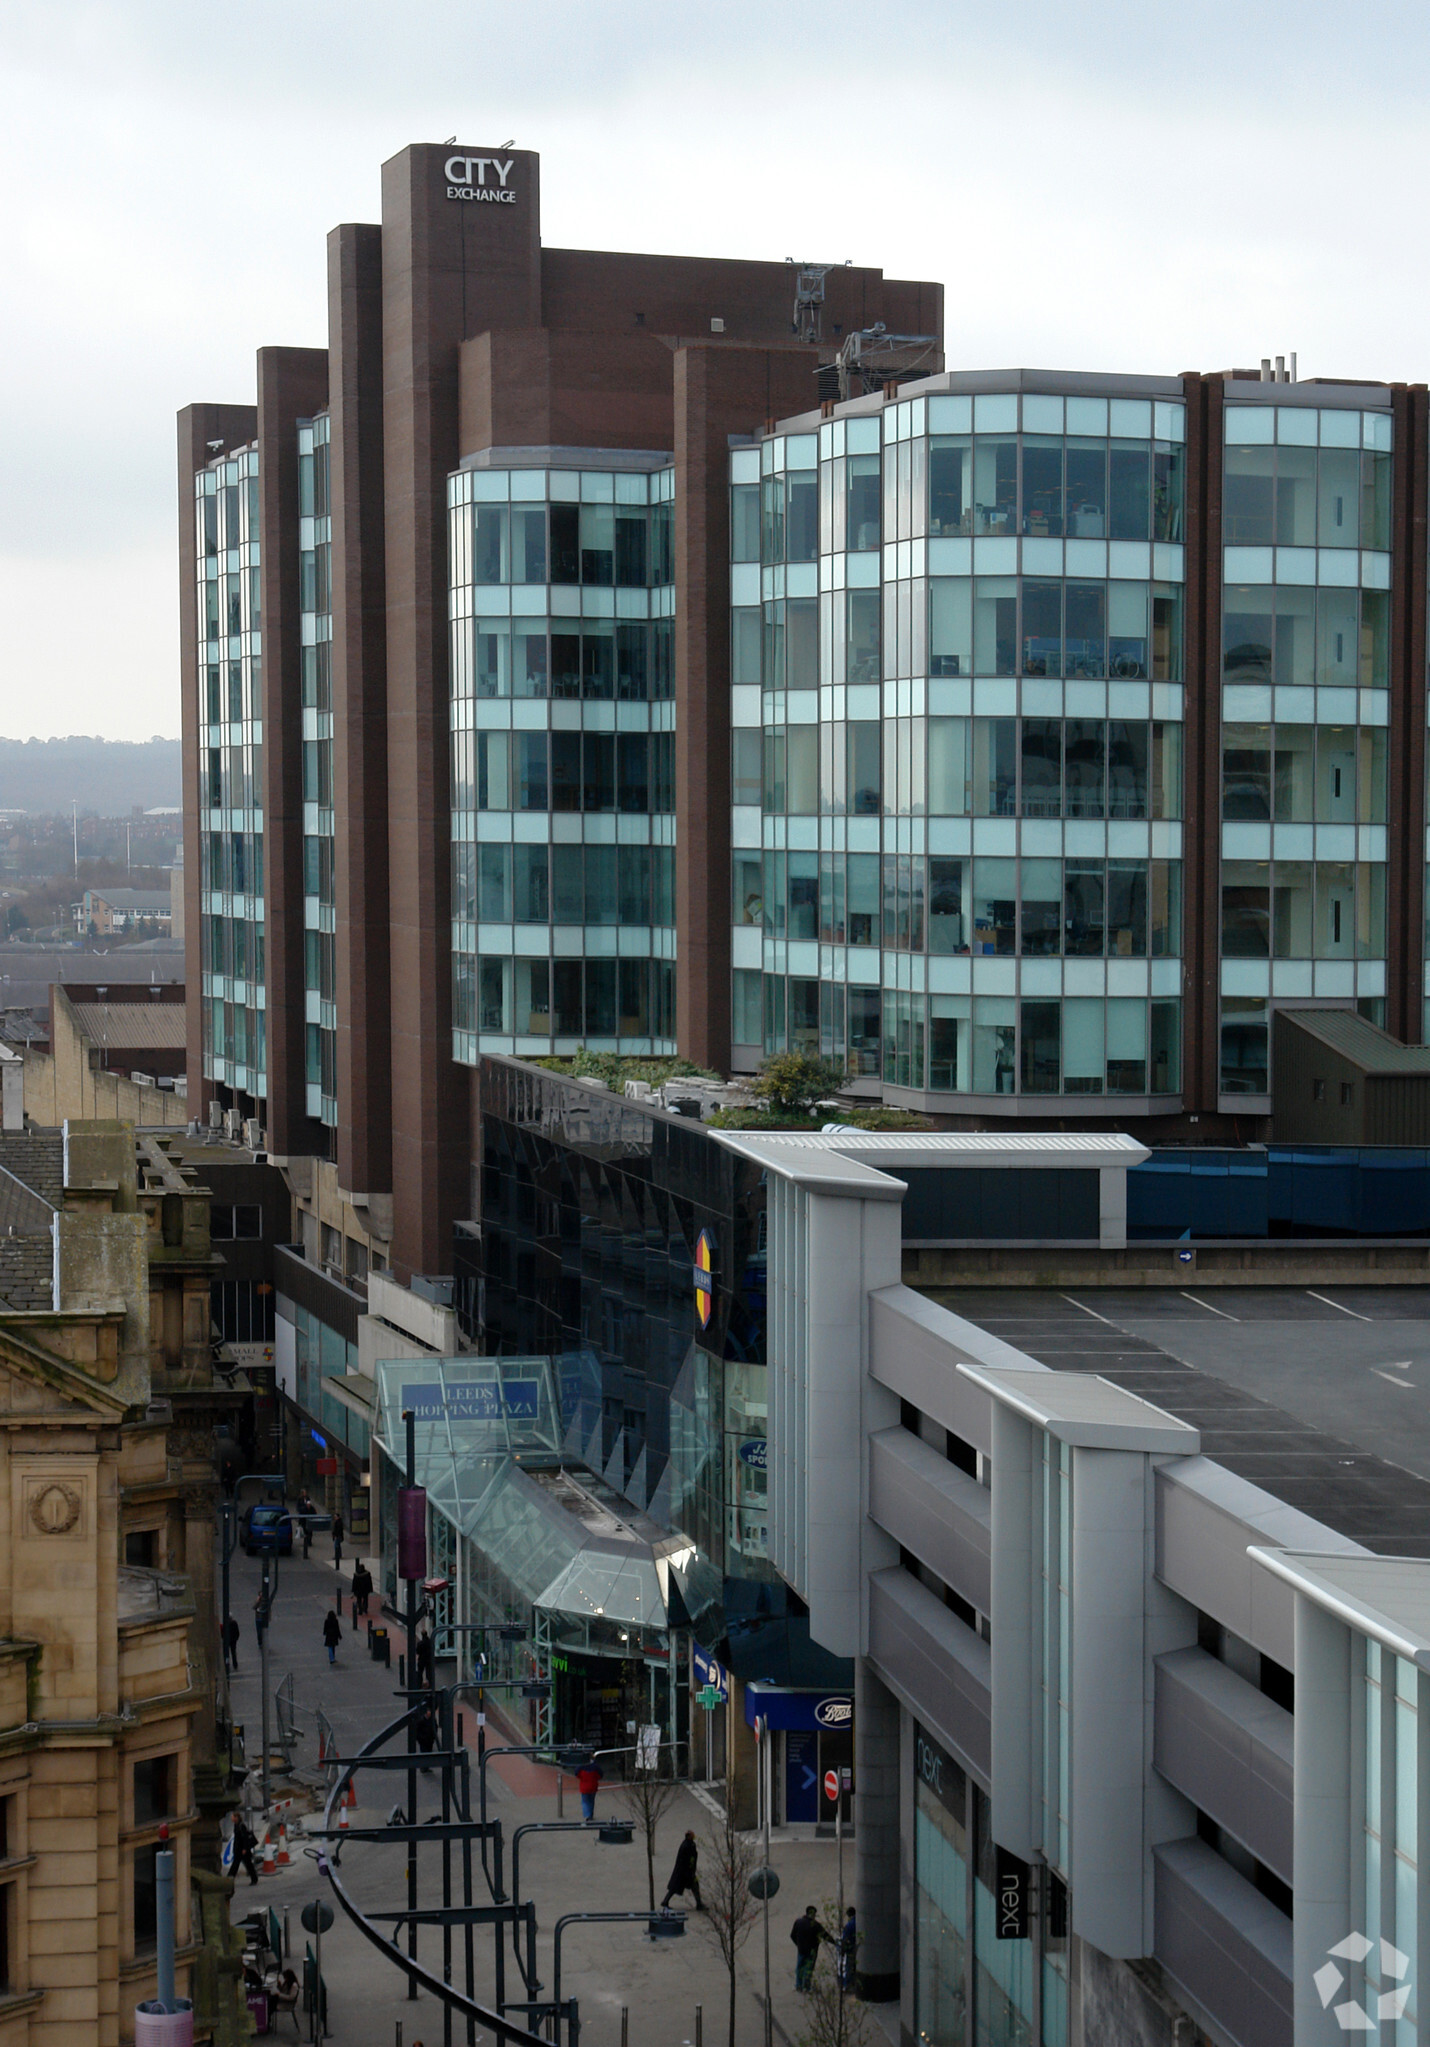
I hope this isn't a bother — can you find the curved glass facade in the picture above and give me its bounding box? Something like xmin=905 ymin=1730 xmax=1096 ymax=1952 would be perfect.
xmin=1217 ymin=400 xmax=1392 ymax=1101
xmin=448 ymin=459 xmax=677 ymax=1061
xmin=195 ymin=443 xmax=267 ymax=1105
xmin=732 ymin=385 xmax=1186 ymax=1105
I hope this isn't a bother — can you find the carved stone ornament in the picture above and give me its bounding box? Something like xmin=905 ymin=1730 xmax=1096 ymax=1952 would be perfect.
xmin=28 ymin=1481 xmax=82 ymax=1536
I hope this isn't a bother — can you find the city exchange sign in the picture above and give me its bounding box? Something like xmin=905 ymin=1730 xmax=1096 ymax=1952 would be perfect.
xmin=445 ymin=155 xmax=517 ymax=204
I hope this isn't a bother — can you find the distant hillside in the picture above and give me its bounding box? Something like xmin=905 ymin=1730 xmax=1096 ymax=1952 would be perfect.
xmin=0 ymin=737 xmax=182 ymax=815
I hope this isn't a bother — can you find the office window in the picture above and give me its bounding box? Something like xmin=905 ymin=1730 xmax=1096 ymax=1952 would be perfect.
xmin=133 ymin=1755 xmax=172 ymax=1828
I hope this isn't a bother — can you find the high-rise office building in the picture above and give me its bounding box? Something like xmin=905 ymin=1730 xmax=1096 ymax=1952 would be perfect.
xmin=179 ymin=141 xmax=941 ymax=1282
xmin=732 ymin=371 xmax=1424 ymax=1120
xmin=180 ymin=142 xmax=1430 ymax=1292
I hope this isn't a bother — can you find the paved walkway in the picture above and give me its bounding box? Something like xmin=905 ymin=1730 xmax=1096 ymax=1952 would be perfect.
xmin=222 ymin=1535 xmax=866 ymax=2045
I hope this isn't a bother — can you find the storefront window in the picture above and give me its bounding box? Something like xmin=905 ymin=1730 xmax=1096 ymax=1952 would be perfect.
xmin=916 ymin=1729 xmax=968 ymax=2045
xmin=973 ymin=1788 xmax=1035 ymax=2047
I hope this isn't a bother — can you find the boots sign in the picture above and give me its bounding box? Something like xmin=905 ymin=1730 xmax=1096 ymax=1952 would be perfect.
xmin=445 ymin=156 xmax=517 ymax=204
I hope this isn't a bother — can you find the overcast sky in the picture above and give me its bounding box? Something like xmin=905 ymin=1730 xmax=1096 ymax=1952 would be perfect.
xmin=4 ymin=0 xmax=1430 ymax=739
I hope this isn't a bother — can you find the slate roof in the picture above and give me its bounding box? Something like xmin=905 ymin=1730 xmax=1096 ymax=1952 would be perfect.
xmin=70 ymin=1003 xmax=185 ymax=1050
xmin=0 ymin=1132 xmax=60 ymax=1314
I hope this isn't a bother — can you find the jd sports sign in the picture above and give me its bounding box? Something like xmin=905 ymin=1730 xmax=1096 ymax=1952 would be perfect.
xmin=445 ymin=155 xmax=517 ymax=204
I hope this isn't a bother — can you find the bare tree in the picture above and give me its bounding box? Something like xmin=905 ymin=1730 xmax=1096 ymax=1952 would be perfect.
xmin=793 ymin=1899 xmax=874 ymax=2047
xmin=619 ymin=1746 xmax=683 ymax=1909
xmin=699 ymin=1758 xmax=759 ymax=2047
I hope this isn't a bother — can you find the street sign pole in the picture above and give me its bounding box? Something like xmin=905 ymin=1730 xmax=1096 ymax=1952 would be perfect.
xmin=760 ymin=1717 xmax=772 ymax=2047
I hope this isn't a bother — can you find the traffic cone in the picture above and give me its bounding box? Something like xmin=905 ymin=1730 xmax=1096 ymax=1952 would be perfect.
xmin=276 ymin=1822 xmax=291 ymax=1866
xmin=261 ymin=1830 xmax=277 ymax=1875
xmin=337 ymin=1802 xmax=350 ymax=1832
xmin=344 ymin=1777 xmax=356 ymax=1808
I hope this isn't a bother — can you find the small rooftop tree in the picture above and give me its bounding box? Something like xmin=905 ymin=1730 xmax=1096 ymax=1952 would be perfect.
xmin=749 ymin=1053 xmax=848 ymax=1121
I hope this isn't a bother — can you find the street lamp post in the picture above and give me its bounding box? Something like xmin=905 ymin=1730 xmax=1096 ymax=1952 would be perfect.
xmin=508 ymin=1819 xmax=632 ymax=1986
xmin=257 ymin=1551 xmax=278 ymax=1815
xmin=552 ymin=1910 xmax=685 ymax=2047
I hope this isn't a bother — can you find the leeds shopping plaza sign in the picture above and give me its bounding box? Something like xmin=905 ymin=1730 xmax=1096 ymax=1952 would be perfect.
xmin=445 ymin=155 xmax=517 ymax=204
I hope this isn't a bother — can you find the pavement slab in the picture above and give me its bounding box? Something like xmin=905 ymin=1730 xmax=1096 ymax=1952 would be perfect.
xmin=222 ymin=1533 xmax=862 ymax=2045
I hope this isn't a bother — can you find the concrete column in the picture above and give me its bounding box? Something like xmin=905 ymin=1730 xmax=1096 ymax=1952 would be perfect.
xmin=855 ymin=1657 xmax=900 ymax=2001
xmin=1293 ymin=1594 xmax=1353 ymax=2046
xmin=1068 ymin=1446 xmax=1146 ymax=1959
xmin=989 ymin=1403 xmax=1036 ymax=1857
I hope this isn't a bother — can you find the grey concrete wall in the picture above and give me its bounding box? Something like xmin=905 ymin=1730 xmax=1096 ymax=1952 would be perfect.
xmin=867 ymin=1565 xmax=991 ymax=1788
xmin=868 ymin=1425 xmax=991 ymax=1613
xmin=1154 ymin=1647 xmax=1292 ymax=1884
xmin=1155 ymin=1457 xmax=1366 ymax=1669
xmin=1075 ymin=1942 xmax=1206 ymax=2047
xmin=1154 ymin=1838 xmax=1292 ymax=2047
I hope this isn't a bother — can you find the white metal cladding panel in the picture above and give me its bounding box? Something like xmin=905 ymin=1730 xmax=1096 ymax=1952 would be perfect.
xmin=768 ymin=1175 xmax=809 ymax=1599
xmin=805 ymin=1191 xmax=874 ymax=1657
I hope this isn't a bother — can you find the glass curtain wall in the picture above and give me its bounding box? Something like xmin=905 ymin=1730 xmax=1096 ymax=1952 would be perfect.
xmin=196 ymin=444 xmax=267 ymax=1113
xmin=1217 ymin=401 xmax=1393 ymax=1098
xmin=298 ymin=414 xmax=336 ymax=1127
xmin=913 ymin=1726 xmax=1068 ymax=2047
xmin=449 ymin=461 xmax=677 ymax=1061
xmin=732 ymin=388 xmax=1185 ymax=1100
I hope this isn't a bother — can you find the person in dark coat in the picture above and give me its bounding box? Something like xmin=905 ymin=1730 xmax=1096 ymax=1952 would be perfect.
xmin=414 ymin=1626 xmax=435 ymax=1689
xmin=836 ymin=1907 xmax=857 ymax=1991
xmin=660 ymin=1829 xmax=702 ymax=1910
xmin=323 ymin=1608 xmax=343 ymax=1665
xmin=791 ymin=1906 xmax=825 ymax=1992
xmin=296 ymin=1489 xmax=316 ymax=1559
xmin=351 ymin=1561 xmax=373 ymax=1617
xmin=414 ymin=1699 xmax=438 ymax=1774
xmin=231 ymin=1813 xmax=260 ymax=1885
xmin=331 ymin=1512 xmax=344 ymax=1568
xmin=224 ymin=1614 xmax=241 ymax=1671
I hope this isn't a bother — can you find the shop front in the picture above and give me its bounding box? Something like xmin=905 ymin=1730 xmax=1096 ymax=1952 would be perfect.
xmin=744 ymin=1681 xmax=855 ymax=1827
xmin=371 ymin=1354 xmax=688 ymax=1754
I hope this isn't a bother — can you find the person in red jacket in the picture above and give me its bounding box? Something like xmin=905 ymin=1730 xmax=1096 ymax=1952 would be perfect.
xmin=576 ymin=1759 xmax=603 ymax=1821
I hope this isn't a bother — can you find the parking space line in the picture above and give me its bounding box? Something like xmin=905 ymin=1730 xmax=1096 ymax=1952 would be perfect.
xmin=1060 ymin=1294 xmax=1117 ymax=1326
xmin=1307 ymin=1290 xmax=1370 ymax=1321
xmin=1373 ymin=1369 xmax=1417 ymax=1388
xmin=1180 ymin=1292 xmax=1239 ymax=1322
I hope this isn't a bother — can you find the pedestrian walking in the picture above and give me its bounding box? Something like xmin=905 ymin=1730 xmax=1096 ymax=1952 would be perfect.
xmin=231 ymin=1813 xmax=260 ymax=1886
xmin=414 ymin=1625 xmax=435 ymax=1689
xmin=660 ymin=1829 xmax=702 ymax=1910
xmin=224 ymin=1614 xmax=241 ymax=1671
xmin=331 ymin=1511 xmax=344 ymax=1568
xmin=576 ymin=1758 xmax=603 ymax=1821
xmin=414 ymin=1698 xmax=437 ymax=1774
xmin=351 ymin=1560 xmax=373 ymax=1617
xmin=296 ymin=1488 xmax=316 ymax=1559
xmin=837 ymin=1906 xmax=857 ymax=1992
xmin=791 ymin=1905 xmax=824 ymax=1992
xmin=323 ymin=1608 xmax=343 ymax=1665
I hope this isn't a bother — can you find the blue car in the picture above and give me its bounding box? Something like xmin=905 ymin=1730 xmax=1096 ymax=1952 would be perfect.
xmin=242 ymin=1504 xmax=293 ymax=1556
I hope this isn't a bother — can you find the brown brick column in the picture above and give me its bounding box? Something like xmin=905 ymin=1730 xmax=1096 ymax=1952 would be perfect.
xmin=1179 ymin=372 xmax=1223 ymax=1113
xmin=381 ymin=144 xmax=541 ymax=1278
xmin=328 ymin=223 xmax=393 ymax=1198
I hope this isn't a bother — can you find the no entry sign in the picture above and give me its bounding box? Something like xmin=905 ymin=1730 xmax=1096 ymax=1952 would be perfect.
xmin=824 ymin=1769 xmax=840 ymax=1803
